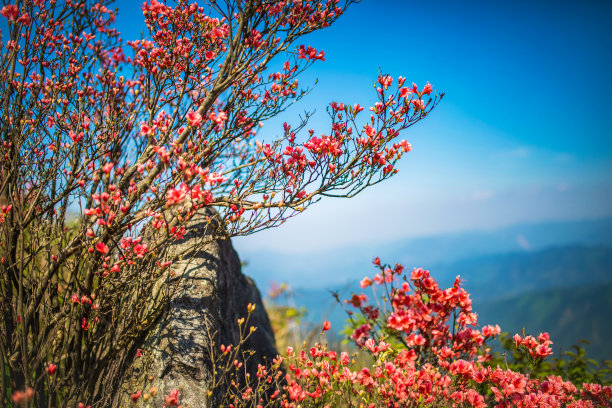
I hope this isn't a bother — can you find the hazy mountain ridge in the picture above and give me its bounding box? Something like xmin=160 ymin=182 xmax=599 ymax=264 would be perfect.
xmin=240 ymin=217 xmax=612 ymax=290
xmin=266 ymin=244 xmax=612 ymax=314
xmin=433 ymin=245 xmax=612 ymax=301
xmin=475 ymin=282 xmax=612 ymax=361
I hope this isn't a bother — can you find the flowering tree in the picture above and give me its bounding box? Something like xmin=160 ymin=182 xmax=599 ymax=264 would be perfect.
xmin=0 ymin=0 xmax=442 ymax=405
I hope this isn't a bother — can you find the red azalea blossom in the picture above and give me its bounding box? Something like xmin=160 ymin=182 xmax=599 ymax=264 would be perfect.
xmin=0 ymin=4 xmax=18 ymax=20
xmin=46 ymin=363 xmax=57 ymax=376
xmin=130 ymin=390 xmax=142 ymax=403
xmin=186 ymin=110 xmax=202 ymax=127
xmin=140 ymin=123 xmax=153 ymax=135
xmin=12 ymin=387 xmax=34 ymax=404
xmin=322 ymin=320 xmax=331 ymax=332
xmin=96 ymin=242 xmax=109 ymax=254
xmin=164 ymin=389 xmax=180 ymax=406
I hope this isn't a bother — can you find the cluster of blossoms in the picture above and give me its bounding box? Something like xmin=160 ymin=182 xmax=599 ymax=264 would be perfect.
xmin=513 ymin=333 xmax=554 ymax=360
xmin=189 ymin=259 xmax=611 ymax=408
xmin=353 ymin=257 xmax=500 ymax=367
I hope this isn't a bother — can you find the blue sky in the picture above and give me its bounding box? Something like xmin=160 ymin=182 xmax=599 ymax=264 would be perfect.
xmin=114 ymin=0 xmax=612 ymax=255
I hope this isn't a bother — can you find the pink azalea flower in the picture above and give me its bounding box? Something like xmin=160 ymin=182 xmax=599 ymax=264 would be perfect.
xmin=96 ymin=242 xmax=109 ymax=254
xmin=187 ymin=110 xmax=202 ymax=127
xmin=140 ymin=123 xmax=153 ymax=135
xmin=0 ymin=4 xmax=19 ymax=21
xmin=360 ymin=277 xmax=372 ymax=288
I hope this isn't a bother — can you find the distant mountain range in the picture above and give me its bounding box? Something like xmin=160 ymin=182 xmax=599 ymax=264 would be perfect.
xmin=260 ymin=242 xmax=612 ymax=361
xmin=240 ymin=217 xmax=612 ymax=359
xmin=476 ymin=282 xmax=612 ymax=361
xmin=282 ymin=244 xmax=612 ymax=315
xmin=240 ymin=217 xmax=612 ymax=290
xmin=432 ymin=245 xmax=612 ymax=301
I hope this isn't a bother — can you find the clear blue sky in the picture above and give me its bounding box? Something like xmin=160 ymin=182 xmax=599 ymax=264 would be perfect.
xmin=114 ymin=0 xmax=612 ymax=255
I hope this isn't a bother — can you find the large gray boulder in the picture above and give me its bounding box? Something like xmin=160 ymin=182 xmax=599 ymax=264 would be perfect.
xmin=113 ymin=211 xmax=277 ymax=407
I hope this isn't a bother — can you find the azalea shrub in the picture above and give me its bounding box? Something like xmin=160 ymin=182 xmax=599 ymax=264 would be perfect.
xmin=0 ymin=0 xmax=442 ymax=405
xmin=182 ymin=258 xmax=611 ymax=408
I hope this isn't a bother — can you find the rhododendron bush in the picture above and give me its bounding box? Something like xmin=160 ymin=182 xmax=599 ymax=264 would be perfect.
xmin=182 ymin=260 xmax=610 ymax=408
xmin=0 ymin=0 xmax=442 ymax=405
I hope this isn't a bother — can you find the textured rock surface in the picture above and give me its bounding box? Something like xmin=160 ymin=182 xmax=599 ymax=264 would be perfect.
xmin=113 ymin=212 xmax=277 ymax=407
